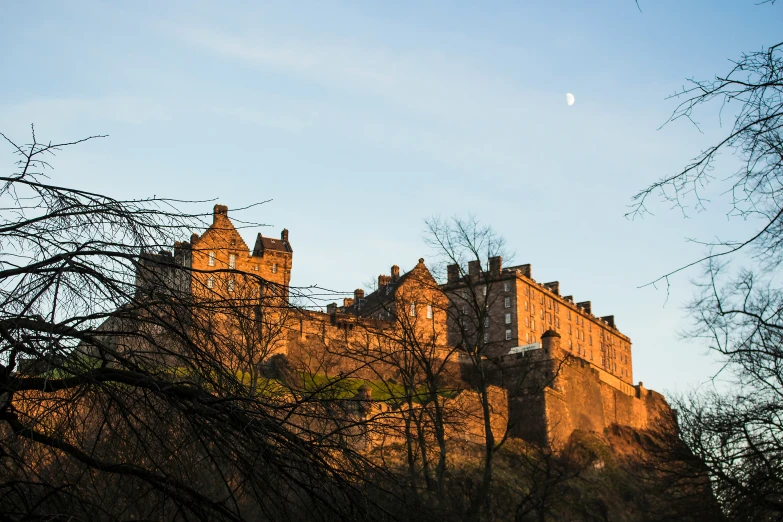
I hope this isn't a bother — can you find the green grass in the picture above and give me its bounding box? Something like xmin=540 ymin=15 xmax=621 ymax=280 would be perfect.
xmin=31 ymin=354 xmax=458 ymax=405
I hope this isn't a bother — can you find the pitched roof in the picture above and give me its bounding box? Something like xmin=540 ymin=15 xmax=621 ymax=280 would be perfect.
xmin=196 ymin=210 xmax=251 ymax=253
xmin=252 ymin=234 xmax=293 ymax=255
xmin=343 ymin=259 xmax=435 ymax=317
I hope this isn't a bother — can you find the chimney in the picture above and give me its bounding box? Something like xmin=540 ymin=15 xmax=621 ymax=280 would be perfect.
xmin=600 ymin=315 xmax=615 ymax=328
xmin=326 ymin=302 xmax=337 ymax=315
xmin=191 ymin=233 xmax=199 ymax=244
xmin=391 ymin=265 xmax=400 ymax=282
xmin=378 ymin=274 xmax=391 ymax=288
xmin=447 ymin=264 xmax=460 ymax=283
xmin=518 ymin=264 xmax=532 ymax=279
xmin=544 ymin=281 xmax=560 ymax=295
xmin=577 ymin=301 xmax=592 ymax=315
xmin=468 ymin=260 xmax=481 ymax=279
xmin=281 ymin=229 xmax=289 ymax=242
xmin=213 ymin=204 xmax=228 ymax=223
xmin=354 ymin=289 xmax=365 ymax=302
xmin=489 ymin=256 xmax=502 ymax=276
xmin=343 ymin=297 xmax=354 ymax=307
xmin=563 ymin=295 xmax=574 ymax=303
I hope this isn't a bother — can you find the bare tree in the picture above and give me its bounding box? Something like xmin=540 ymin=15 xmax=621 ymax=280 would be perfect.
xmin=629 ymin=3 xmax=783 ymax=517
xmin=424 ymin=215 xmax=517 ymax=521
xmin=346 ymin=261 xmax=460 ymax=503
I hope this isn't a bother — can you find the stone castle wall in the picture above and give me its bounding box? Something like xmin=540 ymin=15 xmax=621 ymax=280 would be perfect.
xmin=486 ymin=331 xmax=670 ymax=447
xmin=136 ymin=206 xmax=671 ymax=449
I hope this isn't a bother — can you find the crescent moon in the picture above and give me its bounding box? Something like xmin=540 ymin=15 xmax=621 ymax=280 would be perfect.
xmin=566 ymin=93 xmax=575 ymax=106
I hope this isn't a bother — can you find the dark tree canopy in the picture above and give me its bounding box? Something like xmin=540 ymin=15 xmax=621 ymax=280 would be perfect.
xmin=0 ymin=130 xmax=387 ymax=522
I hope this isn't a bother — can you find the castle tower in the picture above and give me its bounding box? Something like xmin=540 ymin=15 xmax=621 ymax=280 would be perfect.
xmin=189 ymin=204 xmax=293 ymax=300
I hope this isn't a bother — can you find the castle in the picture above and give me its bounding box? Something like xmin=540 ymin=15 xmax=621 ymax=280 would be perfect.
xmin=138 ymin=205 xmax=670 ymax=447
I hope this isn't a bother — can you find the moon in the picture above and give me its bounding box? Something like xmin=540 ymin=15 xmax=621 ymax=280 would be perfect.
xmin=566 ymin=93 xmax=575 ymax=106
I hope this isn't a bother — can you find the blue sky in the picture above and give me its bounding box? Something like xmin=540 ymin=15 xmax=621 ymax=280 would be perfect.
xmin=1 ymin=1 xmax=779 ymax=394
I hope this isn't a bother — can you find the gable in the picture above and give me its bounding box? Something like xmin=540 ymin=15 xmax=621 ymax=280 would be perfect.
xmin=195 ymin=211 xmax=250 ymax=255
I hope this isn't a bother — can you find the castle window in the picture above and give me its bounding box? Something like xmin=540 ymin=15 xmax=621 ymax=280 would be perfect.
xmin=410 ymin=303 xmax=416 ymax=316
xmin=253 ymin=264 xmax=259 ymax=271
xmin=540 ymin=295 xmax=544 ymax=305
xmin=504 ymin=281 xmax=511 ymax=292
xmin=531 ymin=318 xmax=536 ymax=330
xmin=505 ymin=313 xmax=511 ymax=324
xmin=227 ymin=279 xmax=235 ymax=292
xmin=505 ymin=329 xmax=512 ymax=341
xmin=569 ymin=340 xmax=572 ymax=349
xmin=526 ymin=332 xmax=530 ymax=343
xmin=229 ymin=254 xmax=236 ymax=269
xmin=568 ymin=310 xmax=571 ymax=320
xmin=589 ymin=336 xmax=592 ymax=346
xmin=548 ymin=299 xmax=552 ymax=310
xmin=530 ymin=288 xmax=535 ymax=299
xmin=482 ymin=286 xmax=487 ymax=296
xmin=484 ymin=317 xmax=489 ymax=328
xmin=462 ymin=307 xmax=468 ymax=315
xmin=208 ymin=251 xmax=216 ymax=266
xmin=555 ymin=303 xmax=559 ymax=313
xmin=568 ymin=325 xmax=572 ymax=334
xmin=525 ymin=301 xmax=529 ymax=311
xmin=555 ymin=317 xmax=560 ymax=328
xmin=540 ymin=310 xmax=544 ymax=320
xmin=484 ymin=332 xmax=490 ymax=343
xmin=427 ymin=304 xmax=433 ymax=319
xmin=207 ymin=277 xmax=214 ymax=289
xmin=525 ymin=316 xmax=530 ymax=327
xmin=504 ymin=297 xmax=511 ymax=308
xmin=272 ymin=263 xmax=278 ymax=274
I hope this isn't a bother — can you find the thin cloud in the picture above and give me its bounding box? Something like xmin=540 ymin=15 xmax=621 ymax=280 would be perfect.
xmin=0 ymin=96 xmax=170 ymax=128
xmin=171 ymin=25 xmax=537 ymax=127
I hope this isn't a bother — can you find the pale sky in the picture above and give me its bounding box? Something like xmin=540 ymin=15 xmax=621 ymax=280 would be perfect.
xmin=1 ymin=1 xmax=779 ymax=395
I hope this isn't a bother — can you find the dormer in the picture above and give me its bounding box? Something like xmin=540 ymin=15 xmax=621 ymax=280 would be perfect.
xmin=253 ymin=229 xmax=293 ymax=257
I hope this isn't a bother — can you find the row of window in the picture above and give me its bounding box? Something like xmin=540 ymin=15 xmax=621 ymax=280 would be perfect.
xmin=207 ymin=277 xmax=234 ymax=291
xmin=486 ymin=281 xmax=628 ymax=350
xmin=409 ymin=303 xmax=434 ymax=319
xmin=207 ymin=251 xmax=278 ymax=273
xmin=483 ymin=329 xmax=514 ymax=343
xmin=482 ymin=313 xmax=514 ymax=327
xmin=567 ymin=340 xmax=593 ymax=359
